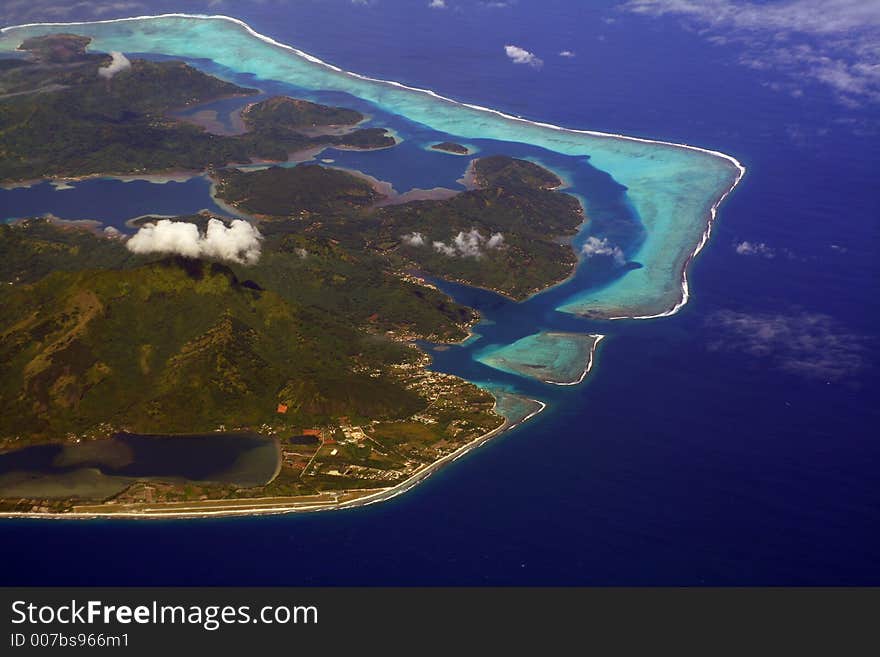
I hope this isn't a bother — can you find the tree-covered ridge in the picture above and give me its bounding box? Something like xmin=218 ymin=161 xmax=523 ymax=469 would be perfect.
xmin=126 ymin=214 xmax=478 ymax=342
xmin=215 ymin=165 xmax=382 ymax=216
xmin=0 ymin=257 xmax=426 ymax=442
xmin=210 ymin=155 xmax=583 ymax=300
xmin=0 ymin=34 xmax=395 ymax=181
xmin=17 ymin=33 xmax=95 ymax=63
xmin=376 ymin=185 xmax=582 ymax=299
xmin=471 ymin=154 xmax=564 ymax=190
xmin=370 ymin=156 xmax=582 ymax=299
xmin=430 ymin=142 xmax=469 ymax=155
xmin=242 ymin=95 xmax=364 ymax=131
xmin=0 ymin=220 xmax=133 ymax=285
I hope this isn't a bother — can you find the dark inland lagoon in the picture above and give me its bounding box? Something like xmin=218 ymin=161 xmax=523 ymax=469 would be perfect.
xmin=0 ymin=434 xmax=280 ymax=501
xmin=0 ymin=0 xmax=877 ymax=585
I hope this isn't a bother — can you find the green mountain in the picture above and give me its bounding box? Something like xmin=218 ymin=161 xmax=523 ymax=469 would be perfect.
xmin=215 ymin=164 xmax=382 ymax=216
xmin=0 ymin=33 xmax=395 ymax=181
xmin=373 ymin=156 xmax=584 ymax=299
xmin=0 ymin=258 xmax=423 ymax=443
xmin=242 ymin=95 xmax=364 ymax=131
xmin=471 ymin=155 xmax=564 ymax=190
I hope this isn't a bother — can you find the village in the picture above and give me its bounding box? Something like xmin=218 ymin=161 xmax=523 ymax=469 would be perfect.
xmin=269 ymin=351 xmax=502 ymax=489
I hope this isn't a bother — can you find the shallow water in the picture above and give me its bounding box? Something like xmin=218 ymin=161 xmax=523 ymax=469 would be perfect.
xmin=476 ymin=332 xmax=601 ymax=385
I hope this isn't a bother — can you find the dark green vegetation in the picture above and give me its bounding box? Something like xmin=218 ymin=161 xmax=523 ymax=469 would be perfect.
xmin=431 ymin=141 xmax=469 ymax=155
xmin=215 ymin=165 xmax=381 ymax=216
xmin=18 ymin=33 xmax=94 ymax=64
xmin=0 ymin=220 xmax=500 ymax=512
xmin=0 ymin=257 xmax=424 ymax=442
xmin=128 ymin=213 xmax=477 ymax=342
xmin=0 ymin=34 xmax=395 ymax=182
xmin=227 ymin=97 xmax=394 ymax=162
xmin=212 ymin=155 xmax=582 ymax=299
xmin=383 ymin=197 xmax=579 ymax=299
xmin=471 ymin=155 xmax=563 ymax=190
xmin=250 ymin=233 xmax=476 ymax=342
xmin=0 ymin=219 xmax=132 ymax=285
xmin=373 ymin=156 xmax=581 ymax=299
xmin=242 ymin=95 xmax=363 ymax=131
xmin=1 ymin=36 xmax=255 ymax=180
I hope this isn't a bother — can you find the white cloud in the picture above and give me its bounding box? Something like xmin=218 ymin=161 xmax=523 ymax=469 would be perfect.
xmin=623 ymin=0 xmax=880 ymax=106
xmin=126 ymin=219 xmax=263 ymax=265
xmin=558 ymin=50 xmax=576 ymax=58
xmin=433 ymin=229 xmax=505 ymax=258
xmin=487 ymin=233 xmax=505 ymax=248
xmin=401 ymin=232 xmax=426 ymax=247
xmin=734 ymin=241 xmax=775 ymax=258
xmin=625 ymin=0 xmax=880 ymax=34
xmin=706 ymin=310 xmax=867 ymax=381
xmin=581 ymin=236 xmax=625 ymax=265
xmin=504 ymin=45 xmax=543 ymax=69
xmin=433 ymin=241 xmax=458 ymax=257
xmin=98 ymin=51 xmax=131 ymax=79
xmin=453 ymin=229 xmax=485 ymax=257
xmin=428 ymin=0 xmax=447 ymax=7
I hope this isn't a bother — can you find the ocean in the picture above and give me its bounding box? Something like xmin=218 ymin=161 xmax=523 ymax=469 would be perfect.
xmin=0 ymin=0 xmax=877 ymax=585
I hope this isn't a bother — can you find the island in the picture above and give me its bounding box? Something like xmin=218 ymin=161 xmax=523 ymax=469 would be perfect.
xmin=430 ymin=142 xmax=470 ymax=155
xmin=0 ymin=19 xmax=744 ymax=517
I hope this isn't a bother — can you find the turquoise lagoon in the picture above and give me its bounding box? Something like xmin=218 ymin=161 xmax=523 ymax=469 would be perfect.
xmin=476 ymin=332 xmax=603 ymax=385
xmin=0 ymin=14 xmax=743 ymax=321
xmin=473 ymin=382 xmax=545 ymax=428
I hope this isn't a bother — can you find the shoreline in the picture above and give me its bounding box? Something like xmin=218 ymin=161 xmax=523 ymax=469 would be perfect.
xmin=0 ymin=399 xmax=546 ymax=520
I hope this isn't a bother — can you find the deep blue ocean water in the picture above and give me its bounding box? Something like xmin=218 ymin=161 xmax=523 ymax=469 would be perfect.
xmin=0 ymin=0 xmax=877 ymax=584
